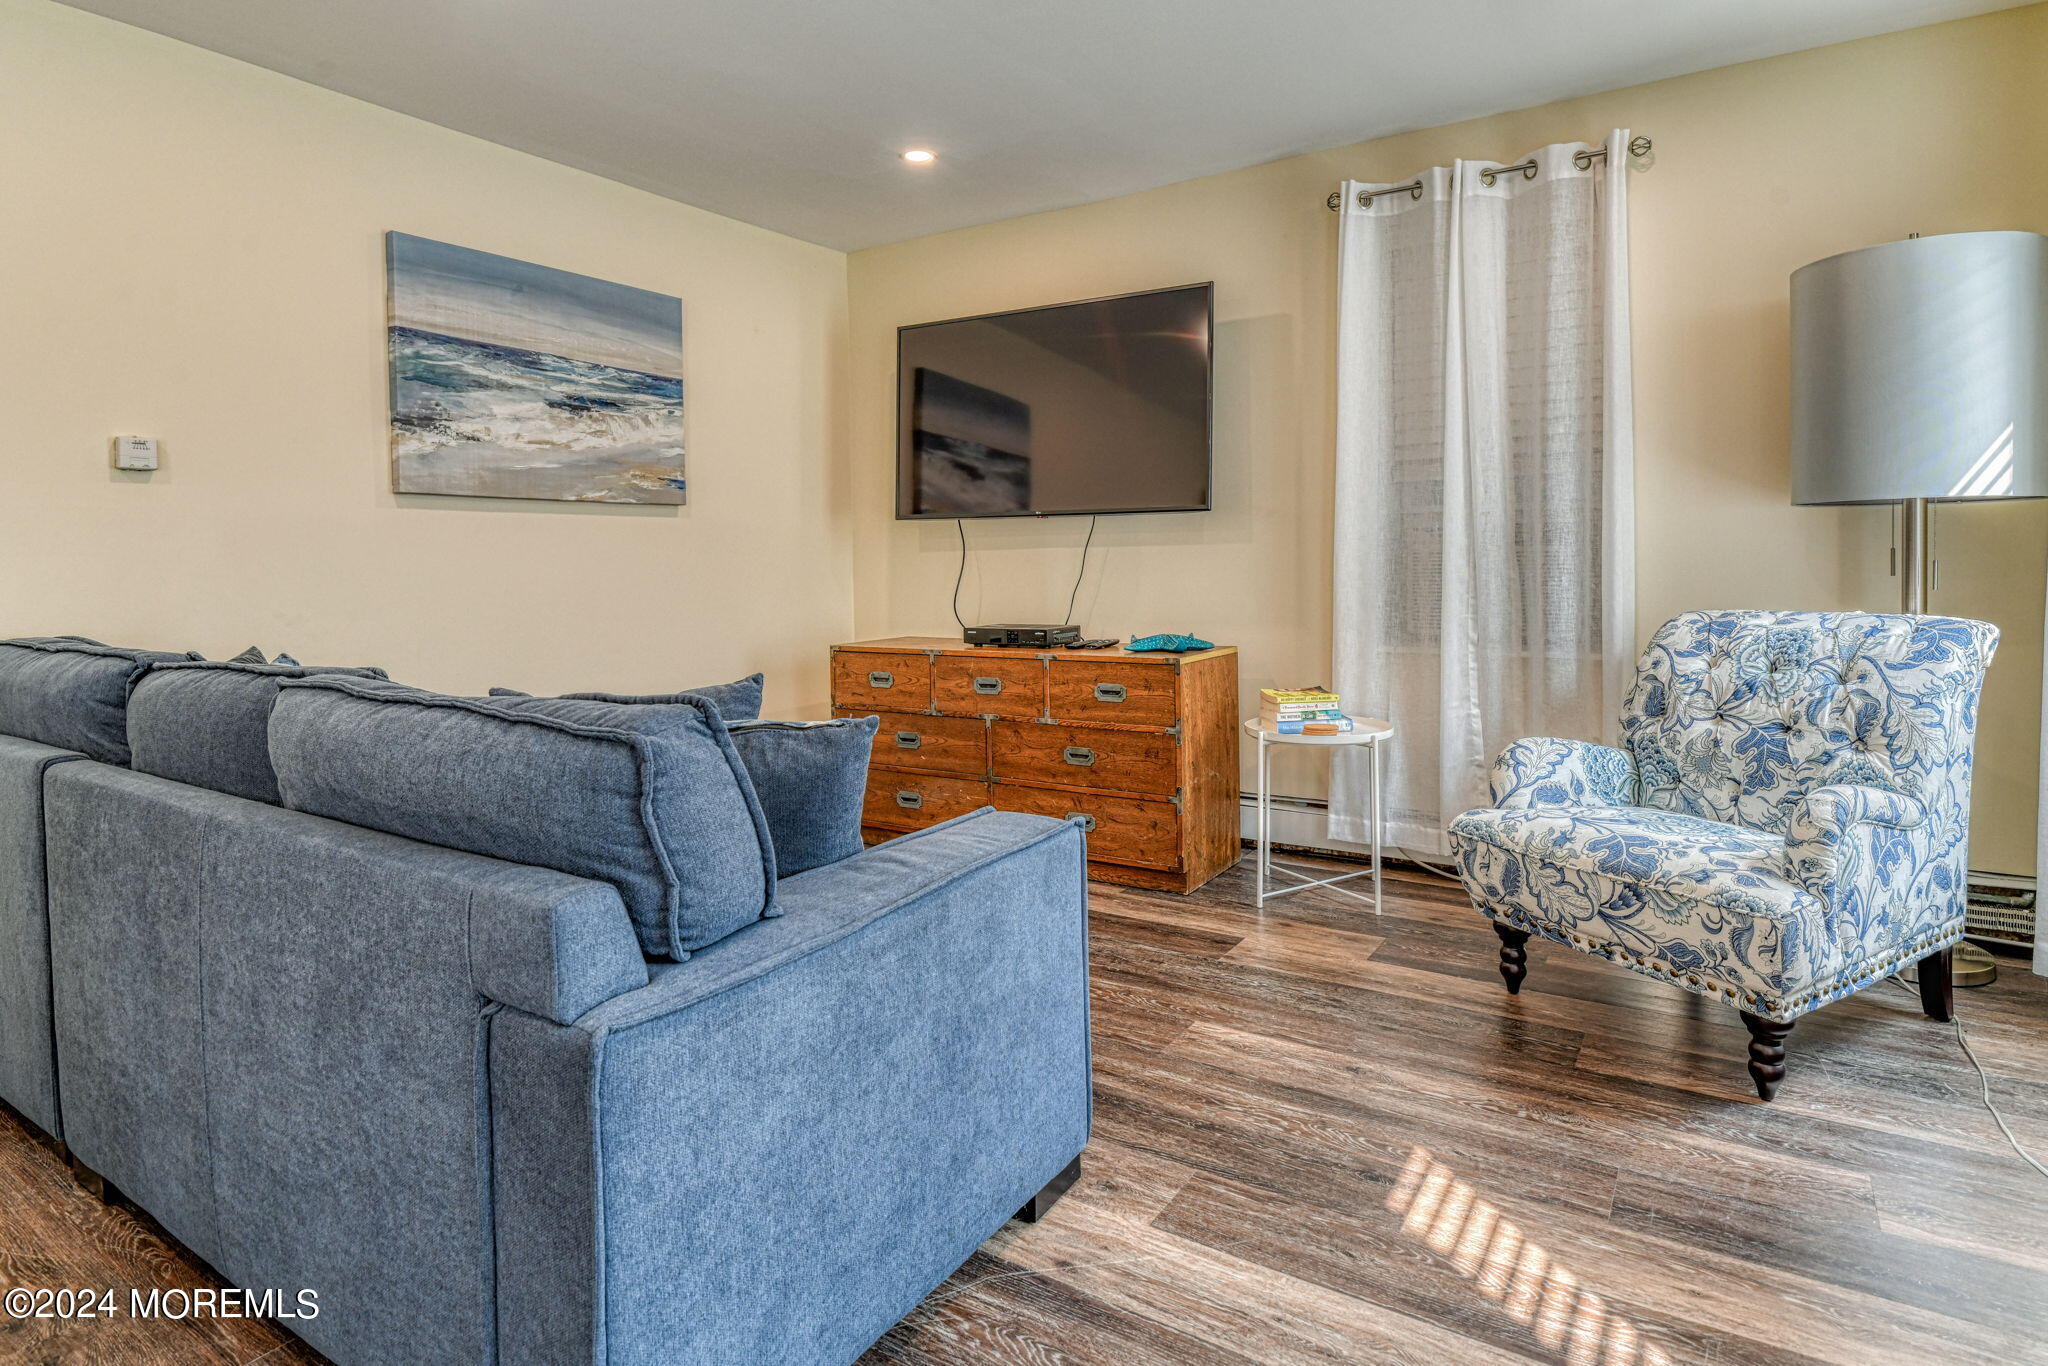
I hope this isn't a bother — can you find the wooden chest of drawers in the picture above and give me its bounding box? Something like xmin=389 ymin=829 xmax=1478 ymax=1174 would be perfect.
xmin=831 ymin=637 xmax=1240 ymax=893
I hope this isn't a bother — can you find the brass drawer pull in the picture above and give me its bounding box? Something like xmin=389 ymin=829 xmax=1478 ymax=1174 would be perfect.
xmin=1093 ymin=683 xmax=1127 ymax=703
xmin=894 ymin=731 xmax=922 ymax=749
xmin=1063 ymin=746 xmax=1096 ymax=767
xmin=895 ymin=790 xmax=923 ymax=810
xmin=867 ymin=670 xmax=895 ymax=688
xmin=1066 ymin=812 xmax=1097 ymax=833
xmin=972 ymin=676 xmax=1003 ymax=695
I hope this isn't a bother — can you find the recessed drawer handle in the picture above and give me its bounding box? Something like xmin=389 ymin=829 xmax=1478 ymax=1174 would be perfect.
xmin=973 ymin=676 xmax=1003 ymax=695
xmin=867 ymin=670 xmax=894 ymax=689
xmin=1066 ymin=812 xmax=1097 ymax=833
xmin=894 ymin=731 xmax=922 ymax=749
xmin=894 ymin=790 xmax=923 ymax=810
xmin=1063 ymin=746 xmax=1096 ymax=767
xmin=1093 ymin=683 xmax=1127 ymax=703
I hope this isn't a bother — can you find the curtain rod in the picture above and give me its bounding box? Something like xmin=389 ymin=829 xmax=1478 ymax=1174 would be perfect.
xmin=1324 ymin=135 xmax=1651 ymax=211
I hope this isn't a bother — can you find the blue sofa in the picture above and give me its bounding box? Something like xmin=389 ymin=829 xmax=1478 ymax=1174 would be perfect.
xmin=3 ymin=640 xmax=1093 ymax=1366
xmin=0 ymin=731 xmax=81 ymax=1140
xmin=0 ymin=636 xmax=195 ymax=1141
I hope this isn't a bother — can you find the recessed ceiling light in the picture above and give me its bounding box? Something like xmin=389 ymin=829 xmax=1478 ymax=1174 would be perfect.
xmin=901 ymin=148 xmax=936 ymax=164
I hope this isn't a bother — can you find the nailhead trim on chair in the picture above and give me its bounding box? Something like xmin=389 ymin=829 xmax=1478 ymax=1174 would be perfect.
xmin=1481 ymin=904 xmax=1962 ymax=1023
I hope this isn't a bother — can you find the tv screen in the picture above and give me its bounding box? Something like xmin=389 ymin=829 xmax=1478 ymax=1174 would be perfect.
xmin=896 ymin=283 xmax=1213 ymax=519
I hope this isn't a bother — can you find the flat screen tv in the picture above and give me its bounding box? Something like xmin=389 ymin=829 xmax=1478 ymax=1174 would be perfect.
xmin=896 ymin=282 xmax=1213 ymax=519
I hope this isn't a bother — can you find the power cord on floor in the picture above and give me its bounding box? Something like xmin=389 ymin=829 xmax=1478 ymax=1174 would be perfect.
xmin=1887 ymin=975 xmax=2048 ymax=1182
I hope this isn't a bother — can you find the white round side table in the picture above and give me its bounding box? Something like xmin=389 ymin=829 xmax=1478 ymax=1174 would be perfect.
xmin=1242 ymin=715 xmax=1395 ymax=911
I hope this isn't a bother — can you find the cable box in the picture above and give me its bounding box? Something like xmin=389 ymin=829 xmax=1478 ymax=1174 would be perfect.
xmin=964 ymin=623 xmax=1083 ymax=649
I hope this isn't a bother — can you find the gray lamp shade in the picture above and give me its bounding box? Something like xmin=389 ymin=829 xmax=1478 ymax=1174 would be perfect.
xmin=1791 ymin=230 xmax=2048 ymax=505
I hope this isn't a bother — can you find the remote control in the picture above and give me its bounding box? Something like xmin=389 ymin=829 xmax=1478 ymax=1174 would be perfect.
xmin=1074 ymin=638 xmax=1120 ymax=649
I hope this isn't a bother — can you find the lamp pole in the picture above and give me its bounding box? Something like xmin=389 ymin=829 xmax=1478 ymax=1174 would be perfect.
xmin=1897 ymin=496 xmax=2001 ymax=987
xmin=1899 ymin=497 xmax=1929 ymax=615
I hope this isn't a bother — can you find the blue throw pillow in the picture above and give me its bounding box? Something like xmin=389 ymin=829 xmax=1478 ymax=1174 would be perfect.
xmin=128 ymin=659 xmax=389 ymax=804
xmin=270 ymin=676 xmax=776 ymax=959
xmin=727 ymin=717 xmax=878 ymax=876
xmin=0 ymin=637 xmax=200 ymax=764
xmin=487 ymin=673 xmax=764 ymax=721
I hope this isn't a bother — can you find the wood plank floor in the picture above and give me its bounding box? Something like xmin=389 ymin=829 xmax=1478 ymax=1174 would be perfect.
xmin=4 ymin=854 xmax=2045 ymax=1364
xmin=862 ymin=857 xmax=2048 ymax=1366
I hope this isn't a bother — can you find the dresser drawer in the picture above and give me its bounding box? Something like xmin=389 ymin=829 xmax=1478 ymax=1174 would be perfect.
xmin=933 ymin=654 xmax=1044 ymax=719
xmin=839 ymin=710 xmax=987 ymax=776
xmin=832 ymin=651 xmax=933 ymax=712
xmin=1047 ymin=659 xmax=1179 ymax=728
xmin=991 ymin=721 xmax=1178 ymax=796
xmin=861 ymin=771 xmax=989 ymax=830
xmin=994 ymin=784 xmax=1182 ymax=870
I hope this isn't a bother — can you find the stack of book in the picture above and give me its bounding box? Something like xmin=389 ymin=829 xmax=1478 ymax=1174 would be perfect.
xmin=1259 ymin=687 xmax=1351 ymax=735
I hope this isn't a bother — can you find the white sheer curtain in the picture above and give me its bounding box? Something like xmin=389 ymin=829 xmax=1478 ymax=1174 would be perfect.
xmin=1329 ymin=131 xmax=1635 ymax=855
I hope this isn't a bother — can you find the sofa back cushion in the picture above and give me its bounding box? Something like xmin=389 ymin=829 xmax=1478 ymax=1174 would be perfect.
xmin=488 ymin=673 xmax=765 ymax=722
xmin=0 ymin=637 xmax=198 ymax=764
xmin=269 ymin=676 xmax=775 ymax=959
xmin=128 ymin=660 xmax=389 ymax=805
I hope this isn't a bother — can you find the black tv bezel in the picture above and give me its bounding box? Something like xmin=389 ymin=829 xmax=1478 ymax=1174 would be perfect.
xmin=893 ymin=281 xmax=1216 ymax=520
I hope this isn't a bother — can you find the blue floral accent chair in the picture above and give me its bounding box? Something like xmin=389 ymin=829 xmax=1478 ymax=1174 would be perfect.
xmin=1449 ymin=611 xmax=1998 ymax=1100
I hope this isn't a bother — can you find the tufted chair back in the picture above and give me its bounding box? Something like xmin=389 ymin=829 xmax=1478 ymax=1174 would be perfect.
xmin=1620 ymin=611 xmax=1998 ymax=838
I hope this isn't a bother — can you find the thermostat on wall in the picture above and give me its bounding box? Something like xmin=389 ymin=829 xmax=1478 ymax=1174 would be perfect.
xmin=112 ymin=436 xmax=159 ymax=471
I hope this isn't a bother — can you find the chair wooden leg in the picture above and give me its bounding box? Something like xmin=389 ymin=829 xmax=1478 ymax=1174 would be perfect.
xmin=1917 ymin=946 xmax=1954 ymax=1023
xmin=1492 ymin=924 xmax=1531 ymax=995
xmin=1739 ymin=1012 xmax=1795 ymax=1101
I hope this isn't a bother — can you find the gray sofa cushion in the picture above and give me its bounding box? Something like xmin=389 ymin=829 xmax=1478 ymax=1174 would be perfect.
xmin=0 ymin=637 xmax=198 ymax=764
xmin=269 ymin=676 xmax=776 ymax=959
xmin=128 ymin=660 xmax=389 ymax=805
xmin=488 ymin=673 xmax=765 ymax=721
xmin=228 ymin=646 xmax=302 ymax=667
xmin=727 ymin=718 xmax=878 ymax=876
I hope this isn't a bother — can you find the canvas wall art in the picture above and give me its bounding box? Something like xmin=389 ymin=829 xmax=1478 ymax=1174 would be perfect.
xmin=910 ymin=367 xmax=1031 ymax=515
xmin=386 ymin=232 xmax=685 ymax=503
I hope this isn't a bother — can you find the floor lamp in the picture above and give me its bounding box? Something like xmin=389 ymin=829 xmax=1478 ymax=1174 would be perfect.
xmin=1791 ymin=229 xmax=2048 ymax=988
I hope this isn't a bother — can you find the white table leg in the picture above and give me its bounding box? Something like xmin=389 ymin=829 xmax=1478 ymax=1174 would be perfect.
xmin=1255 ymin=733 xmax=1271 ymax=905
xmin=1370 ymin=734 xmax=1383 ymax=913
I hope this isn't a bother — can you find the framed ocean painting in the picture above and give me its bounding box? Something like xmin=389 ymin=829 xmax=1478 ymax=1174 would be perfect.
xmin=385 ymin=232 xmax=685 ymax=503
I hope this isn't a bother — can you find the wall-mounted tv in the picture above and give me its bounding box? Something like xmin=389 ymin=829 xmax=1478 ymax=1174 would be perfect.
xmin=896 ymin=282 xmax=1213 ymax=519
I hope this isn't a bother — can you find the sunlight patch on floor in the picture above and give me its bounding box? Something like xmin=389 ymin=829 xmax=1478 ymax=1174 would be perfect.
xmin=1388 ymin=1147 xmax=1673 ymax=1365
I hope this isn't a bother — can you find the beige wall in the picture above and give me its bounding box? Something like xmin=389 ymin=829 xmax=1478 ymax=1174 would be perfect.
xmin=847 ymin=5 xmax=2048 ymax=873
xmin=10 ymin=0 xmax=2045 ymax=869
xmin=1 ymin=0 xmax=852 ymax=713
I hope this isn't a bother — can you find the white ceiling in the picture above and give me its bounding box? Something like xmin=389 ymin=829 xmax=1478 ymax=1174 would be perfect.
xmin=58 ymin=0 xmax=2027 ymax=251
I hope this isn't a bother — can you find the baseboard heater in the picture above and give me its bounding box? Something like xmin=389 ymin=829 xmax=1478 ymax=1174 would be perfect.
xmin=1968 ymin=875 xmax=2037 ymax=949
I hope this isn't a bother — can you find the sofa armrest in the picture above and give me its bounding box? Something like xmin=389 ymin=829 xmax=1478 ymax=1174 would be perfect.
xmin=1489 ymin=737 xmax=1637 ymax=809
xmin=580 ymin=807 xmax=1078 ymax=1029
xmin=466 ymin=868 xmax=647 ymax=1025
xmin=486 ymin=807 xmax=1091 ymax=1366
xmin=1783 ymin=783 xmax=1929 ymax=905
